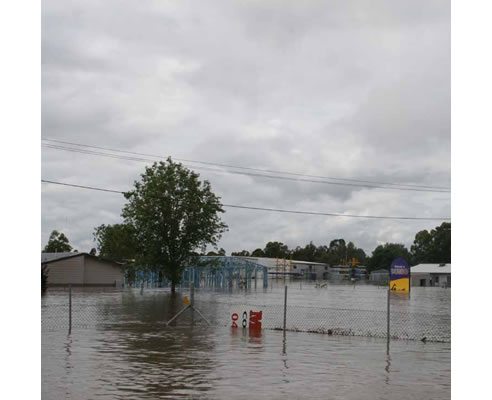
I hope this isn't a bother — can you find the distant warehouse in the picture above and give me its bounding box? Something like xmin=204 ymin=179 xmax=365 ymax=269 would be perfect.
xmin=41 ymin=252 xmax=124 ymax=287
xmin=369 ymin=269 xmax=389 ymax=283
xmin=411 ymin=263 xmax=451 ymax=288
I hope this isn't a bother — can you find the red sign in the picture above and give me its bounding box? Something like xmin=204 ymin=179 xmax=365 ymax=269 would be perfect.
xmin=231 ymin=310 xmax=263 ymax=329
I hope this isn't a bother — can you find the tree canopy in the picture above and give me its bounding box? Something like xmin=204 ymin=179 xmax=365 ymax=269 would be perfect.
xmin=231 ymin=250 xmax=251 ymax=257
xmin=43 ymin=230 xmax=72 ymax=253
xmin=411 ymin=222 xmax=451 ymax=264
xmin=251 ymin=248 xmax=265 ymax=257
xmin=206 ymin=248 xmax=226 ymax=256
xmin=263 ymin=241 xmax=290 ymax=258
xmin=93 ymin=223 xmax=137 ymax=263
xmin=367 ymin=243 xmax=412 ymax=273
xmin=122 ymin=158 xmax=228 ymax=292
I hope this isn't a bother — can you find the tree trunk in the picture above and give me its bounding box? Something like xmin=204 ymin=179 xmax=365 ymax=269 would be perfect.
xmin=171 ymin=280 xmax=176 ymax=294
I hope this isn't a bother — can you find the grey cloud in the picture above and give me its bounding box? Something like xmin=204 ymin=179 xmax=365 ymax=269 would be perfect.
xmin=42 ymin=0 xmax=450 ymax=255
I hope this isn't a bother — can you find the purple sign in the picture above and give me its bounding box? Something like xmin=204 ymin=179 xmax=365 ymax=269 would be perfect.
xmin=390 ymin=257 xmax=409 ymax=281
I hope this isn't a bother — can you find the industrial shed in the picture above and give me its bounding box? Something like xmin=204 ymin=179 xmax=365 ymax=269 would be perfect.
xmin=369 ymin=269 xmax=389 ymax=283
xmin=410 ymin=263 xmax=451 ymax=288
xmin=41 ymin=252 xmax=124 ymax=287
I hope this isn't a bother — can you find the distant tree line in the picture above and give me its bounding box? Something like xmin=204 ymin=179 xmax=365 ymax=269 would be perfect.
xmin=229 ymin=222 xmax=451 ymax=273
xmin=231 ymin=239 xmax=367 ymax=266
xmin=43 ymin=222 xmax=451 ymax=277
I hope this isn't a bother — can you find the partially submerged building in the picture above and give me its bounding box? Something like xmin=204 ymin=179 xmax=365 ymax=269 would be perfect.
xmin=369 ymin=269 xmax=389 ymax=283
xmin=410 ymin=263 xmax=451 ymax=287
xmin=328 ymin=265 xmax=368 ymax=281
xmin=238 ymin=256 xmax=368 ymax=281
xmin=238 ymin=257 xmax=329 ymax=279
xmin=41 ymin=252 xmax=124 ymax=287
xmin=289 ymin=260 xmax=330 ymax=279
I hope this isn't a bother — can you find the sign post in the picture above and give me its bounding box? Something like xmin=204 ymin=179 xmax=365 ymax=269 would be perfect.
xmin=387 ymin=278 xmax=390 ymax=353
xmin=387 ymin=257 xmax=410 ymax=352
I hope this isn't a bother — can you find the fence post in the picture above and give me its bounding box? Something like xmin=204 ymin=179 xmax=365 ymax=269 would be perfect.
xmin=387 ymin=282 xmax=390 ymax=352
xmin=68 ymin=284 xmax=72 ymax=335
xmin=283 ymin=285 xmax=288 ymax=333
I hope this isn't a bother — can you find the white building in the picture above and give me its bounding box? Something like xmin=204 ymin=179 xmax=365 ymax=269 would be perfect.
xmin=239 ymin=257 xmax=329 ymax=279
xmin=289 ymin=260 xmax=329 ymax=279
xmin=411 ymin=263 xmax=451 ymax=287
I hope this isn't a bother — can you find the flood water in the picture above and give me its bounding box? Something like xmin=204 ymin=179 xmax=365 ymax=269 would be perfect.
xmin=42 ymin=281 xmax=451 ymax=399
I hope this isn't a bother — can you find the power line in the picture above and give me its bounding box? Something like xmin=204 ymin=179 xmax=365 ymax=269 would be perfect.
xmin=42 ymin=143 xmax=451 ymax=194
xmin=41 ymin=179 xmax=450 ymax=221
xmin=41 ymin=138 xmax=451 ymax=191
xmin=42 ymin=180 xmax=123 ymax=194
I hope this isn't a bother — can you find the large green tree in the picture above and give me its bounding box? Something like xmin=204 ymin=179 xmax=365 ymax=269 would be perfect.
xmin=411 ymin=222 xmax=451 ymax=264
xmin=367 ymin=243 xmax=412 ymax=273
xmin=327 ymin=239 xmax=347 ymax=265
xmin=292 ymin=242 xmax=318 ymax=262
xmin=263 ymin=241 xmax=290 ymax=258
xmin=43 ymin=230 xmax=72 ymax=253
xmin=122 ymin=159 xmax=228 ymax=293
xmin=346 ymin=241 xmax=367 ymax=265
xmin=93 ymin=223 xmax=137 ymax=262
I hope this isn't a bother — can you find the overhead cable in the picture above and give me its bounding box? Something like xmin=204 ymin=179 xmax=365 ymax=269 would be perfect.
xmin=42 ymin=143 xmax=451 ymax=194
xmin=41 ymin=138 xmax=450 ymax=191
xmin=41 ymin=179 xmax=451 ymax=221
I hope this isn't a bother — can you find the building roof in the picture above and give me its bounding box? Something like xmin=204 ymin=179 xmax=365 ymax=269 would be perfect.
xmin=240 ymin=256 xmax=328 ymax=267
xmin=290 ymin=260 xmax=328 ymax=266
xmin=411 ymin=263 xmax=451 ymax=274
xmin=41 ymin=252 xmax=78 ymax=263
xmin=41 ymin=252 xmax=123 ymax=267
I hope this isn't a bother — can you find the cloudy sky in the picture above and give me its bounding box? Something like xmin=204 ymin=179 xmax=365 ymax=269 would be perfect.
xmin=41 ymin=0 xmax=450 ymax=256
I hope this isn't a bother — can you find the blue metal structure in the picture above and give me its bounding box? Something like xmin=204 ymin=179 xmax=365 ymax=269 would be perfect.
xmin=124 ymin=256 xmax=269 ymax=289
xmin=182 ymin=256 xmax=269 ymax=289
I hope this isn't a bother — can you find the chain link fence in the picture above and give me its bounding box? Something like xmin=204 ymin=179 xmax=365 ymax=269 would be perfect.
xmin=42 ymin=287 xmax=450 ymax=343
xmin=197 ymin=301 xmax=450 ymax=342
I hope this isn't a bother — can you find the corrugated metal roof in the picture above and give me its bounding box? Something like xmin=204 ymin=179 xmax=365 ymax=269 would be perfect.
xmin=411 ymin=263 xmax=451 ymax=274
xmin=239 ymin=256 xmax=328 ymax=267
xmin=41 ymin=252 xmax=79 ymax=263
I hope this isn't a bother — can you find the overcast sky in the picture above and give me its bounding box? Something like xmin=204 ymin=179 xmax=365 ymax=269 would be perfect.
xmin=41 ymin=0 xmax=450 ymax=256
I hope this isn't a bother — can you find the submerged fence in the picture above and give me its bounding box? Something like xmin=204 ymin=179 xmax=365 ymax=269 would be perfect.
xmin=204 ymin=302 xmax=450 ymax=343
xmin=41 ymin=286 xmax=450 ymax=343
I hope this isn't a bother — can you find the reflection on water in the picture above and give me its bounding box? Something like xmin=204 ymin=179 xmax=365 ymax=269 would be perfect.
xmin=385 ymin=353 xmax=391 ymax=385
xmin=42 ymin=283 xmax=450 ymax=399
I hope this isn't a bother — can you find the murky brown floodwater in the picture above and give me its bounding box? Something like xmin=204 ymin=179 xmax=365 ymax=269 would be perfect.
xmin=42 ymin=281 xmax=450 ymax=399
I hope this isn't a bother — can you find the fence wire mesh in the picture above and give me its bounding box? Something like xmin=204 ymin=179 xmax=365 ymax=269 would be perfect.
xmin=42 ymin=292 xmax=450 ymax=343
xmin=196 ymin=301 xmax=450 ymax=342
